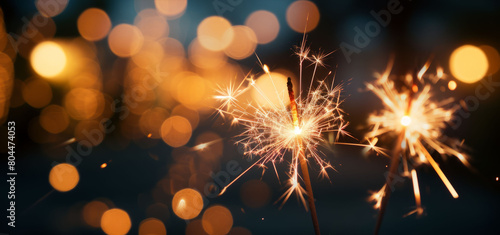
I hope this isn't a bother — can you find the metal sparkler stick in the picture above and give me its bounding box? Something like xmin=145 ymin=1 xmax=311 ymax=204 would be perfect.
xmin=288 ymin=77 xmax=321 ymax=235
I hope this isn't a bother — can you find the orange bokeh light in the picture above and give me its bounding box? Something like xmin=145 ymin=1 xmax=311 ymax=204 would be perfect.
xmin=22 ymin=78 xmax=52 ymax=108
xmin=108 ymin=24 xmax=144 ymax=57
xmin=155 ymin=0 xmax=187 ymax=19
xmin=78 ymin=8 xmax=112 ymax=41
xmin=286 ymin=0 xmax=320 ymax=33
xmin=82 ymin=200 xmax=109 ymax=228
xmin=101 ymin=208 xmax=132 ymax=235
xmin=39 ymin=105 xmax=69 ymax=134
xmin=197 ymin=16 xmax=234 ymax=51
xmin=172 ymin=188 xmax=204 ymax=220
xmin=202 ymin=205 xmax=233 ymax=235
xmin=245 ymin=10 xmax=280 ymax=44
xmin=449 ymin=45 xmax=488 ymax=83
xmin=224 ymin=26 xmax=257 ymax=60
xmin=31 ymin=41 xmax=67 ymax=78
xmin=138 ymin=218 xmax=167 ymax=235
xmin=49 ymin=163 xmax=79 ymax=192
xmin=161 ymin=116 xmax=192 ymax=147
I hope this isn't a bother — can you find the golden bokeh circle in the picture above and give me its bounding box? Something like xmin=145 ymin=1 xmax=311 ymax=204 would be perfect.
xmin=286 ymin=0 xmax=320 ymax=33
xmin=202 ymin=205 xmax=233 ymax=235
xmin=449 ymin=45 xmax=489 ymax=83
xmin=172 ymin=188 xmax=203 ymax=220
xmin=161 ymin=116 xmax=192 ymax=147
xmin=108 ymin=24 xmax=144 ymax=57
xmin=30 ymin=41 xmax=67 ymax=78
xmin=101 ymin=208 xmax=132 ymax=235
xmin=49 ymin=163 xmax=79 ymax=192
xmin=245 ymin=10 xmax=280 ymax=44
xmin=78 ymin=8 xmax=112 ymax=41
xmin=138 ymin=218 xmax=167 ymax=235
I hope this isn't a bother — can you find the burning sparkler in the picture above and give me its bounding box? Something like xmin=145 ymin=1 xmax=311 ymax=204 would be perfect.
xmin=365 ymin=57 xmax=469 ymax=234
xmin=215 ymin=38 xmax=348 ymax=235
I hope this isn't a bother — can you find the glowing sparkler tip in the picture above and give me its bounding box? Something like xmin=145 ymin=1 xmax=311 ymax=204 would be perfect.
xmin=400 ymin=115 xmax=412 ymax=127
xmin=294 ymin=126 xmax=302 ymax=135
xmin=263 ymin=64 xmax=270 ymax=73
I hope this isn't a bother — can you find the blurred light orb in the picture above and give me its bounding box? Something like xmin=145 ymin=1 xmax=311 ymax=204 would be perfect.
xmin=197 ymin=16 xmax=234 ymax=51
xmin=448 ymin=80 xmax=457 ymax=91
xmin=139 ymin=218 xmax=167 ymax=235
xmin=36 ymin=0 xmax=68 ymax=17
xmin=176 ymin=74 xmax=207 ymax=108
xmin=101 ymin=208 xmax=132 ymax=235
xmin=224 ymin=25 xmax=257 ymax=60
xmin=22 ymin=78 xmax=52 ymax=108
xmin=252 ymin=72 xmax=289 ymax=108
xmin=31 ymin=41 xmax=67 ymax=78
xmin=245 ymin=10 xmax=279 ymax=44
xmin=64 ymin=88 xmax=105 ymax=120
xmin=202 ymin=205 xmax=233 ymax=235
xmin=161 ymin=116 xmax=192 ymax=147
xmin=78 ymin=8 xmax=112 ymax=41
xmin=286 ymin=0 xmax=320 ymax=33
xmin=155 ymin=0 xmax=187 ymax=19
xmin=83 ymin=200 xmax=109 ymax=228
xmin=135 ymin=9 xmax=169 ymax=40
xmin=108 ymin=24 xmax=144 ymax=57
xmin=449 ymin=45 xmax=488 ymax=83
xmin=49 ymin=163 xmax=79 ymax=192
xmin=40 ymin=105 xmax=69 ymax=134
xmin=172 ymin=188 xmax=203 ymax=220
xmin=479 ymin=45 xmax=500 ymax=75
xmin=189 ymin=38 xmax=227 ymax=69
xmin=400 ymin=115 xmax=411 ymax=127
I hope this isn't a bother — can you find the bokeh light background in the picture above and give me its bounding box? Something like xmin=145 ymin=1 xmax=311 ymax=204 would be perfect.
xmin=1 ymin=0 xmax=500 ymax=234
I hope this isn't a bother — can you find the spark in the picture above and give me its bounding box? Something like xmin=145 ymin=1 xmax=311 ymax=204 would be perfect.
xmin=215 ymin=41 xmax=349 ymax=210
xmin=100 ymin=163 xmax=107 ymax=168
xmin=367 ymin=58 xmax=469 ymax=233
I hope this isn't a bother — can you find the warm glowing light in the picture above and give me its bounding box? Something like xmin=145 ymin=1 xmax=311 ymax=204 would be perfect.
xmin=155 ymin=0 xmax=187 ymax=19
xmin=294 ymin=126 xmax=302 ymax=135
xmin=197 ymin=16 xmax=234 ymax=51
xmin=245 ymin=10 xmax=280 ymax=44
xmin=101 ymin=163 xmax=107 ymax=168
xmin=224 ymin=25 xmax=257 ymax=60
xmin=496 ymin=177 xmax=499 ymax=181
xmin=82 ymin=200 xmax=109 ymax=228
xmin=22 ymin=78 xmax=52 ymax=108
xmin=172 ymin=188 xmax=203 ymax=220
xmin=189 ymin=38 xmax=227 ymax=69
xmin=31 ymin=41 xmax=67 ymax=78
xmin=161 ymin=116 xmax=193 ymax=147
xmin=400 ymin=115 xmax=411 ymax=126
xmin=251 ymin=72 xmax=289 ymax=108
xmin=135 ymin=9 xmax=169 ymax=40
xmin=40 ymin=105 xmax=69 ymax=134
xmin=49 ymin=163 xmax=79 ymax=192
xmin=101 ymin=209 xmax=132 ymax=235
xmin=139 ymin=218 xmax=167 ymax=235
xmin=286 ymin=0 xmax=320 ymax=33
xmin=367 ymin=60 xmax=466 ymax=216
xmin=78 ymin=8 xmax=111 ymax=41
xmin=448 ymin=80 xmax=457 ymax=90
xmin=36 ymin=0 xmax=68 ymax=17
xmin=450 ymin=45 xmax=488 ymax=83
xmin=108 ymin=24 xmax=144 ymax=57
xmin=202 ymin=205 xmax=233 ymax=235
